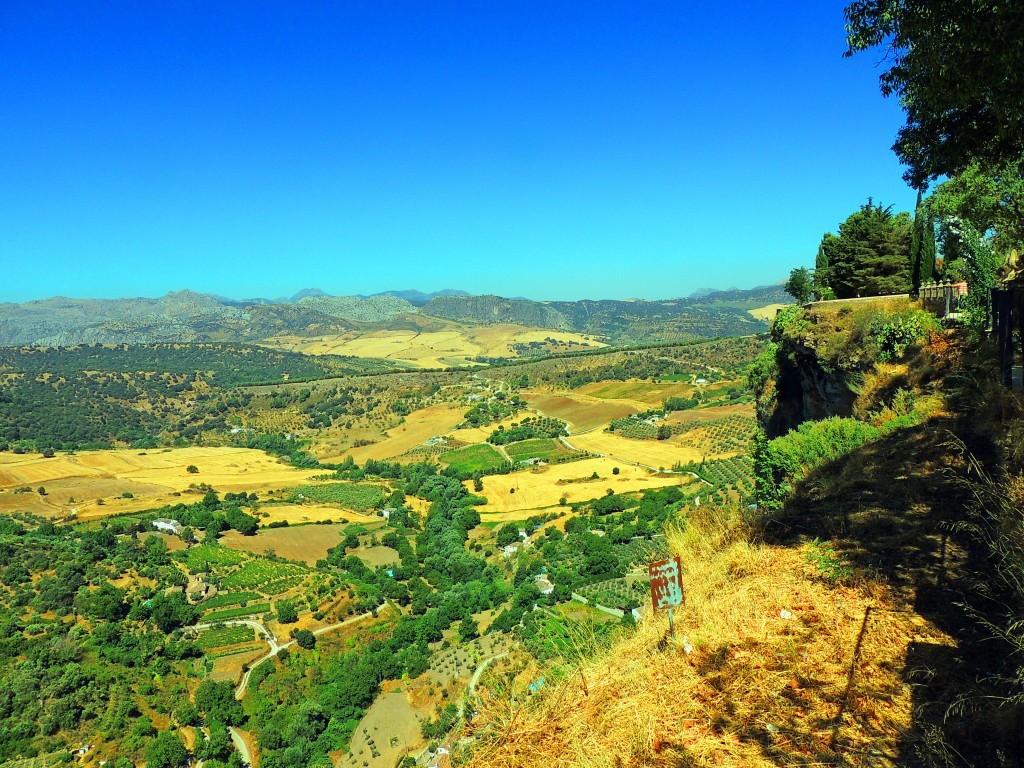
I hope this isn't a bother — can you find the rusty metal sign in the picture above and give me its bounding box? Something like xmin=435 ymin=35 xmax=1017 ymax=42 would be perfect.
xmin=648 ymin=556 xmax=684 ymax=612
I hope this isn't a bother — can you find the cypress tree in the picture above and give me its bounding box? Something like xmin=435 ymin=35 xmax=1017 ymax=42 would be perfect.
xmin=910 ymin=190 xmax=937 ymax=290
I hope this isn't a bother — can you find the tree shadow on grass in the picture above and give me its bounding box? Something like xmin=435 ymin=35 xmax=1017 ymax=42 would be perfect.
xmin=762 ymin=417 xmax=1024 ymax=765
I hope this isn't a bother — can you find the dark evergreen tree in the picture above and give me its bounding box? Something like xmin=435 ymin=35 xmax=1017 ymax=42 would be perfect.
xmin=815 ymin=200 xmax=913 ymax=299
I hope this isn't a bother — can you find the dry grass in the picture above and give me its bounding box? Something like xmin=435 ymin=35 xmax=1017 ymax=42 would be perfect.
xmin=220 ymin=523 xmax=347 ymax=564
xmin=461 ymin=507 xmax=951 ymax=767
xmin=257 ymin=503 xmax=379 ymax=526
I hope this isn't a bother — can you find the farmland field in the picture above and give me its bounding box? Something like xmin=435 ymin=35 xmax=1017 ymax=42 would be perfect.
xmin=220 ymin=523 xmax=349 ymax=565
xmin=261 ymin=323 xmax=605 ymax=368
xmin=324 ymin=403 xmax=466 ymax=463
xmin=522 ymin=392 xmax=638 ymax=432
xmin=286 ymin=482 xmax=386 ymax=511
xmin=566 ymin=430 xmax=706 ymax=467
xmin=258 ymin=503 xmax=379 ymax=526
xmin=196 ymin=625 xmax=257 ymax=650
xmin=439 ymin=443 xmax=506 ymax=473
xmin=0 ymin=447 xmax=326 ymax=520
xmin=575 ymin=380 xmax=699 ymax=406
xmin=220 ymin=559 xmax=308 ymax=592
xmin=748 ymin=303 xmax=789 ymax=321
xmin=504 ymin=438 xmax=578 ymax=463
xmin=470 ymin=457 xmax=688 ymax=513
xmin=199 ymin=591 xmax=264 ymax=611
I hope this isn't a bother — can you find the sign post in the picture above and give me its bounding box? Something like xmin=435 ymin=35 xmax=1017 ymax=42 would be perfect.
xmin=648 ymin=556 xmax=684 ymax=648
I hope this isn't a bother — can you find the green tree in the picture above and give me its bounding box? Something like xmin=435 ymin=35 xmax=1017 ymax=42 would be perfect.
xmin=276 ymin=600 xmax=298 ymax=624
xmin=816 ymin=200 xmax=913 ymax=298
xmin=186 ymin=465 xmax=199 ymax=474
xmin=845 ymin=1 xmax=1024 ymax=185
xmin=929 ymin=158 xmax=1024 ymax=256
xmin=458 ymin=615 xmax=479 ymax=642
xmin=784 ymin=267 xmax=814 ymax=304
xmin=291 ymin=628 xmax=316 ymax=649
xmin=495 ymin=523 xmax=521 ymax=548
xmin=144 ymin=730 xmax=189 ymax=768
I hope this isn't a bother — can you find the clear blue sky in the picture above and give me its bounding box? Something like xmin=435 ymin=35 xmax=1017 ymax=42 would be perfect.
xmin=0 ymin=1 xmax=915 ymax=303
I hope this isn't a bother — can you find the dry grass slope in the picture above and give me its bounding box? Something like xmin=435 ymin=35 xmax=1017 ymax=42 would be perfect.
xmin=461 ymin=507 xmax=951 ymax=767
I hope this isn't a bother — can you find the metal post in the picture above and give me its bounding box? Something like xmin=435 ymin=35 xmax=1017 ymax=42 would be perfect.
xmin=667 ymin=606 xmax=676 ymax=648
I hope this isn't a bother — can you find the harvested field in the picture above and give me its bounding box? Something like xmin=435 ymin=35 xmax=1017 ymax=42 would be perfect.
xmin=566 ymin=430 xmax=706 ymax=468
xmin=0 ymin=447 xmax=326 ymax=520
xmin=748 ymin=302 xmax=790 ymax=321
xmin=343 ymin=692 xmax=423 ymax=768
xmin=262 ymin=324 xmax=605 ymax=368
xmin=138 ymin=531 xmax=187 ymax=551
xmin=471 ymin=458 xmax=686 ymax=513
xmin=220 ymin=523 xmax=347 ymax=564
xmin=258 ymin=504 xmax=379 ymax=526
xmin=575 ymin=380 xmax=699 ymax=407
xmin=327 ymin=403 xmax=466 ymax=463
xmin=210 ymin=647 xmax=265 ymax=686
xmin=523 ymin=392 xmax=637 ymax=432
xmin=354 ymin=545 xmax=400 ymax=567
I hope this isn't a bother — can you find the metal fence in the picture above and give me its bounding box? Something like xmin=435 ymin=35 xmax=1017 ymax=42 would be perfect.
xmin=991 ymin=287 xmax=1024 ymax=387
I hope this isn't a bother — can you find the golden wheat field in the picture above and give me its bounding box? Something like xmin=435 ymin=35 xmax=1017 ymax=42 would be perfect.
xmin=324 ymin=403 xmax=466 ymax=463
xmin=470 ymin=458 xmax=688 ymax=513
xmin=260 ymin=324 xmax=605 ymax=368
xmin=747 ymin=302 xmax=790 ymax=321
xmin=0 ymin=447 xmax=326 ymax=520
xmin=565 ymin=430 xmax=707 ymax=468
xmin=220 ymin=523 xmax=348 ymax=564
xmin=257 ymin=503 xmax=380 ymax=526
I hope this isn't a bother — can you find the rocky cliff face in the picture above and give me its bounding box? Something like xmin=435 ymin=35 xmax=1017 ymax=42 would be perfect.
xmin=755 ymin=307 xmax=866 ymax=438
xmin=762 ymin=339 xmax=859 ymax=437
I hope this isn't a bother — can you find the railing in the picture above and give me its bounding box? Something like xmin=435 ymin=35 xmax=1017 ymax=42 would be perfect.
xmin=920 ymin=280 xmax=968 ymax=318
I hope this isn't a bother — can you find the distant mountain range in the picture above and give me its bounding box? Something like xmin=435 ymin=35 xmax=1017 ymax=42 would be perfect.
xmin=0 ymin=285 xmax=789 ymax=347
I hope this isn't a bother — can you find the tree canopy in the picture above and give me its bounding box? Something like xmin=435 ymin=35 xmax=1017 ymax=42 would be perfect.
xmin=844 ymin=0 xmax=1024 ymax=185
xmin=815 ymin=201 xmax=913 ymax=299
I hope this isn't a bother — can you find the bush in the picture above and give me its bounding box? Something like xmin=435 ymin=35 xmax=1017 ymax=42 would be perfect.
xmin=755 ymin=418 xmax=880 ymax=511
xmin=871 ymin=310 xmax=938 ymax=362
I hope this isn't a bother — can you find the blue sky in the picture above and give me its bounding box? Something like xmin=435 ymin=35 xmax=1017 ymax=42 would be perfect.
xmin=0 ymin=1 xmax=915 ymax=303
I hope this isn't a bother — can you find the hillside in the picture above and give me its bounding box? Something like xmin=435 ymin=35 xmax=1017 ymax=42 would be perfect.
xmin=455 ymin=300 xmax=1024 ymax=766
xmin=423 ymin=284 xmax=789 ymax=344
xmin=0 ymin=285 xmax=790 ymax=348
